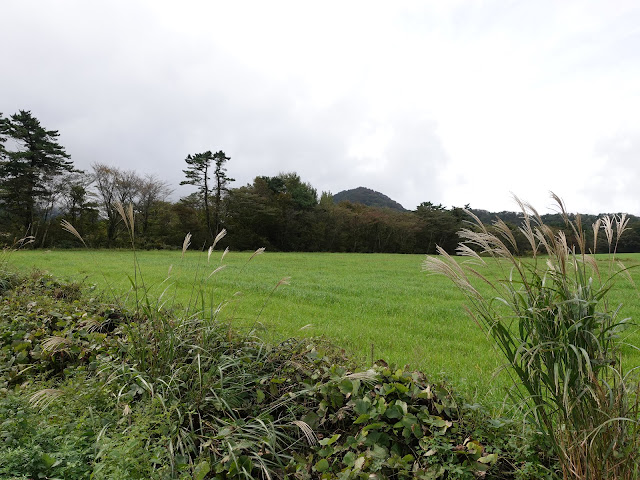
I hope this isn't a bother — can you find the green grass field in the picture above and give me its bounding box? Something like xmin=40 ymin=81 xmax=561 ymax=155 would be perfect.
xmin=8 ymin=248 xmax=640 ymax=404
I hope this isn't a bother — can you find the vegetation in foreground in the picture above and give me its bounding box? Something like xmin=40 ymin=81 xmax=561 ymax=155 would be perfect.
xmin=9 ymin=248 xmax=640 ymax=403
xmin=426 ymin=194 xmax=640 ymax=479
xmin=0 ymin=260 xmax=553 ymax=478
xmin=4 ymin=193 xmax=640 ymax=478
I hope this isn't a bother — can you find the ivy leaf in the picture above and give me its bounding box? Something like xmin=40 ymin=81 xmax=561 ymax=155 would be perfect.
xmin=315 ymin=458 xmax=330 ymax=472
xmin=478 ymin=453 xmax=498 ymax=464
xmin=193 ymin=460 xmax=211 ymax=480
xmin=318 ymin=433 xmax=341 ymax=446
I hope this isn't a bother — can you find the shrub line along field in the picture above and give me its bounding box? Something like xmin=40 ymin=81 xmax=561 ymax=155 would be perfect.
xmin=9 ymin=249 xmax=640 ymax=404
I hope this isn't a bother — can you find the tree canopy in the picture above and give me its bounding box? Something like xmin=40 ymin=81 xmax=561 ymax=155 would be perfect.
xmin=180 ymin=150 xmax=233 ymax=240
xmin=0 ymin=110 xmax=74 ymax=239
xmin=4 ymin=110 xmax=640 ymax=254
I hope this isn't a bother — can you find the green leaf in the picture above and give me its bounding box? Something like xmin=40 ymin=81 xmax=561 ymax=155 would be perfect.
xmin=394 ymin=382 xmax=409 ymax=393
xmin=193 ymin=460 xmax=211 ymax=480
xmin=362 ymin=422 xmax=386 ymax=432
xmin=385 ymin=404 xmax=403 ymax=419
xmin=354 ymin=413 xmax=370 ymax=424
xmin=371 ymin=443 xmax=388 ymax=459
xmin=478 ymin=453 xmax=498 ymax=465
xmin=319 ymin=433 xmax=341 ymax=446
xmin=41 ymin=453 xmax=56 ymax=468
xmin=354 ymin=398 xmax=370 ymax=415
xmin=339 ymin=378 xmax=354 ymax=394
xmin=315 ymin=458 xmax=330 ymax=472
xmin=343 ymin=451 xmax=356 ymax=467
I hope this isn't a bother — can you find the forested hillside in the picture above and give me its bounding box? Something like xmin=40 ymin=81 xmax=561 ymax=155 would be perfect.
xmin=3 ymin=110 xmax=640 ymax=253
xmin=333 ymin=187 xmax=406 ymax=211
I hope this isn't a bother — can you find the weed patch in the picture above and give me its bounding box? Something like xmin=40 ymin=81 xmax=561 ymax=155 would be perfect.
xmin=0 ymin=269 xmax=551 ymax=478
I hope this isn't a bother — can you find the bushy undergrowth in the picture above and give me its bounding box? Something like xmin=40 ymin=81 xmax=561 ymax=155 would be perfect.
xmin=0 ymin=268 xmax=553 ymax=478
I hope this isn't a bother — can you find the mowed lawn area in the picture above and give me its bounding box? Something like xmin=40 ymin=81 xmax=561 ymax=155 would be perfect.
xmin=9 ymin=249 xmax=640 ymax=403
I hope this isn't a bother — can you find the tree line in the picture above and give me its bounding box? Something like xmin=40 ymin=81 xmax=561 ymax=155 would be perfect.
xmin=3 ymin=110 xmax=640 ymax=254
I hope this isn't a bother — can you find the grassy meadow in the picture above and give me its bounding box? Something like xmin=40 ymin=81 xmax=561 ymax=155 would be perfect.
xmin=8 ymin=248 xmax=640 ymax=404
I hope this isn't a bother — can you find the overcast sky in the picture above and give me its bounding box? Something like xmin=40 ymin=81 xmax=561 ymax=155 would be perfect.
xmin=3 ymin=1 xmax=640 ymax=214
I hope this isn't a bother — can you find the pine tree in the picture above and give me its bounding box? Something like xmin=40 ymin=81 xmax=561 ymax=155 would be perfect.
xmin=0 ymin=111 xmax=74 ymax=239
xmin=212 ymin=150 xmax=234 ymax=236
xmin=180 ymin=150 xmax=234 ymax=240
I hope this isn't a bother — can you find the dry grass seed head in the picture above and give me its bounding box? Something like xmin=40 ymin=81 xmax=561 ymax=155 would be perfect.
xmin=207 ymin=265 xmax=227 ymax=279
xmin=457 ymin=229 xmax=494 ymax=256
xmin=423 ymin=251 xmax=481 ymax=299
xmin=493 ymin=218 xmax=519 ymax=254
xmin=592 ymin=218 xmax=602 ymax=254
xmin=346 ymin=369 xmax=379 ymax=382
xmin=456 ymin=243 xmax=486 ymax=266
xmin=550 ymin=192 xmax=569 ymax=221
xmin=79 ymin=317 xmax=107 ymax=333
xmin=583 ymin=255 xmax=600 ymax=280
xmin=60 ymin=220 xmax=86 ymax=246
xmin=249 ymin=247 xmax=266 ymax=261
xmin=182 ymin=233 xmax=192 ymax=258
xmin=535 ymin=225 xmax=556 ymax=258
xmin=616 ymin=260 xmax=635 ymax=288
xmin=291 ymin=420 xmax=318 ymax=446
xmin=463 ymin=208 xmax=489 ymax=234
xmin=212 ymin=228 xmax=227 ymax=249
xmin=517 ymin=219 xmax=539 ymax=257
xmin=616 ymin=214 xmax=630 ymax=245
xmin=42 ymin=335 xmax=72 ymax=355
xmin=602 ymin=216 xmax=614 ymax=250
xmin=29 ymin=388 xmax=64 ymax=411
xmin=512 ymin=193 xmax=544 ymax=227
xmin=115 ymin=201 xmax=135 ymax=235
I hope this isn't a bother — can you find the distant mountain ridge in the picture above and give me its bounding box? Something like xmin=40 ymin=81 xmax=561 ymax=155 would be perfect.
xmin=333 ymin=187 xmax=406 ymax=211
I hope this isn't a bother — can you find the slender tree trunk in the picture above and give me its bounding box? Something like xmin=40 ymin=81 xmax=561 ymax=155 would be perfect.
xmin=203 ymin=164 xmax=212 ymax=241
xmin=213 ymin=176 xmax=222 ymax=236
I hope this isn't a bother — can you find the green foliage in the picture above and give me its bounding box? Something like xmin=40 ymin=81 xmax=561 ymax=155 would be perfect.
xmin=0 ymin=270 xmax=126 ymax=387
xmin=333 ymin=187 xmax=406 ymax=211
xmin=181 ymin=150 xmax=234 ymax=240
xmin=0 ymin=373 xmax=115 ymax=480
xmin=425 ymin=194 xmax=640 ymax=479
xmin=0 ymin=259 xmax=551 ymax=478
xmin=12 ymin=249 xmax=640 ymax=404
xmin=288 ymin=363 xmax=553 ymax=479
xmin=225 ymin=174 xmax=459 ymax=253
xmin=0 ymin=242 xmax=25 ymax=295
xmin=0 ymin=110 xmax=74 ymax=239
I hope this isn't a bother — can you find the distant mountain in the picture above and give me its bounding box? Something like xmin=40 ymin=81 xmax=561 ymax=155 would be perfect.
xmin=333 ymin=187 xmax=406 ymax=211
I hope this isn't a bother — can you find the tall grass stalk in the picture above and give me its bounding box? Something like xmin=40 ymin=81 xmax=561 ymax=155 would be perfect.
xmin=424 ymin=193 xmax=640 ymax=479
xmin=60 ymin=205 xmax=315 ymax=477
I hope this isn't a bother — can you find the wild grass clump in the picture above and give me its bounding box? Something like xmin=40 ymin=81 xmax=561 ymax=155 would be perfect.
xmin=0 ymin=236 xmax=33 ymax=294
xmin=424 ymin=193 xmax=640 ymax=479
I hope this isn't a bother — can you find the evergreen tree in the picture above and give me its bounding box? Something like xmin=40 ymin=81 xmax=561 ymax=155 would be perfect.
xmin=180 ymin=150 xmax=233 ymax=240
xmin=212 ymin=150 xmax=234 ymax=235
xmin=0 ymin=111 xmax=73 ymax=239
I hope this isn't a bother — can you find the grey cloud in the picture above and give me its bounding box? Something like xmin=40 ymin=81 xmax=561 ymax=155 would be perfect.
xmin=4 ymin=1 xmax=640 ymax=214
xmin=581 ymin=132 xmax=640 ymax=214
xmin=327 ymin=116 xmax=450 ymax=210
